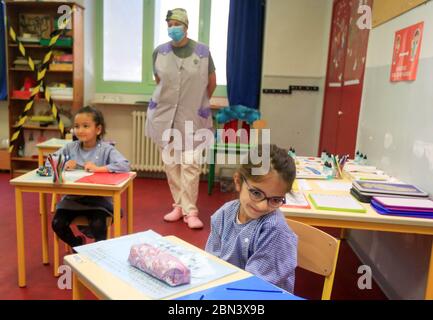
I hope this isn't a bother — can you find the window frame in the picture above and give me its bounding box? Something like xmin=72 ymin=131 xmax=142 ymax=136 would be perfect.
xmin=95 ymin=0 xmax=227 ymax=97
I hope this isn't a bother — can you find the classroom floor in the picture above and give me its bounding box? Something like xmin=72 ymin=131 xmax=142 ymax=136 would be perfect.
xmin=0 ymin=173 xmax=387 ymax=300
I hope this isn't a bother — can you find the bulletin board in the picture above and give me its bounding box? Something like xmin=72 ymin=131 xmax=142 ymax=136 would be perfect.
xmin=372 ymin=0 xmax=428 ymax=27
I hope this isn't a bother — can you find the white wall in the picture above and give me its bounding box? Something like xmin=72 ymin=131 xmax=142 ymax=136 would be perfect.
xmin=260 ymin=0 xmax=332 ymax=155
xmin=351 ymin=1 xmax=433 ymax=299
xmin=263 ymin=0 xmax=331 ymax=78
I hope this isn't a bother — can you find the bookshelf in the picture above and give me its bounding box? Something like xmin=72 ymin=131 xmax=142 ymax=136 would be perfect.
xmin=5 ymin=1 xmax=84 ymax=177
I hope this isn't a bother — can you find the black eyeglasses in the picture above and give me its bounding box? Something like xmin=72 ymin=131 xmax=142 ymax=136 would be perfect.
xmin=241 ymin=175 xmax=286 ymax=208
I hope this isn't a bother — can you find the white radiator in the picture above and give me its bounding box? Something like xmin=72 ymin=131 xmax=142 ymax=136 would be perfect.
xmin=131 ymin=111 xmax=208 ymax=174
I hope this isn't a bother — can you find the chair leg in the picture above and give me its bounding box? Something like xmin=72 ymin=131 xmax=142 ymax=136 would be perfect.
xmin=53 ymin=233 xmax=60 ymax=277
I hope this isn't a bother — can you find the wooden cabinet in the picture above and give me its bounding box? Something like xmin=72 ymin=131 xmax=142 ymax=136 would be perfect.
xmin=5 ymin=1 xmax=83 ymax=177
xmin=318 ymin=0 xmax=371 ymax=158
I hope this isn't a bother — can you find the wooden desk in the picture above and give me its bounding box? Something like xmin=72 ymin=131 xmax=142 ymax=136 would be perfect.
xmin=281 ymin=179 xmax=433 ymax=300
xmin=10 ymin=170 xmax=136 ymax=287
xmin=64 ymin=235 xmax=250 ymax=300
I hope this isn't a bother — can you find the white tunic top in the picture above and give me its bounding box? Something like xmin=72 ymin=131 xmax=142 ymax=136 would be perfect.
xmin=146 ymin=41 xmax=213 ymax=150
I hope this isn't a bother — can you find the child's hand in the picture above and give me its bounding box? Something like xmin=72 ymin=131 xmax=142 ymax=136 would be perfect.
xmin=64 ymin=160 xmax=77 ymax=171
xmin=84 ymin=162 xmax=98 ymax=172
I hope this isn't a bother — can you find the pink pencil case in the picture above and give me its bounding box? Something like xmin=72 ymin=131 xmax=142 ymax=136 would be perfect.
xmin=128 ymin=243 xmax=191 ymax=286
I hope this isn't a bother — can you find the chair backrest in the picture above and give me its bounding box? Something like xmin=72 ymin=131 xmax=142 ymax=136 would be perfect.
xmin=286 ymin=218 xmax=340 ymax=300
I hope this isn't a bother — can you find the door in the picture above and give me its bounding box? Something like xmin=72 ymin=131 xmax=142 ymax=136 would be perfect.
xmin=319 ymin=0 xmax=371 ymax=158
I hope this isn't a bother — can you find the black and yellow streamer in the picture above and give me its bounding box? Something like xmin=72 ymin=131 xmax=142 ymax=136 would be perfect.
xmin=8 ymin=16 xmax=73 ymax=153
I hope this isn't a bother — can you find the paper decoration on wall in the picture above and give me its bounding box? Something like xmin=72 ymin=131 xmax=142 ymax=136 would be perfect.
xmin=390 ymin=22 xmax=424 ymax=82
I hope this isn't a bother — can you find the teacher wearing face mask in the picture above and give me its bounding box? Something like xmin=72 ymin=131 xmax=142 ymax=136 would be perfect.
xmin=146 ymin=8 xmax=217 ymax=229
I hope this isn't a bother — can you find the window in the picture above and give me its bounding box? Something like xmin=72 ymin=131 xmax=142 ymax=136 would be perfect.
xmin=103 ymin=0 xmax=143 ymax=82
xmin=96 ymin=0 xmax=229 ymax=96
xmin=209 ymin=0 xmax=229 ymax=86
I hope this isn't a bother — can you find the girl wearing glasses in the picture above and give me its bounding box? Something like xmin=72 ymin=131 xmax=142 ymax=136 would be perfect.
xmin=205 ymin=145 xmax=298 ymax=293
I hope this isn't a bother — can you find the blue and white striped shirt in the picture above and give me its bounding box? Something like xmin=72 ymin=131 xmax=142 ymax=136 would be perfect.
xmin=205 ymin=200 xmax=298 ymax=293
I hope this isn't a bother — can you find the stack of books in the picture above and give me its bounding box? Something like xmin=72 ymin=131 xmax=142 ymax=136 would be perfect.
xmin=49 ymin=51 xmax=73 ymax=71
xmin=17 ymin=33 xmax=40 ymax=44
xmin=351 ymin=180 xmax=429 ymax=203
xmin=13 ymin=56 xmax=41 ymax=70
xmin=371 ymin=196 xmax=433 ymax=219
xmin=46 ymin=82 xmax=73 ymax=101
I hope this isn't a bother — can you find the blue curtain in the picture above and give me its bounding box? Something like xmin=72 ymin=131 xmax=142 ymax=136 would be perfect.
xmin=226 ymin=0 xmax=265 ymax=109
xmin=0 ymin=1 xmax=6 ymax=100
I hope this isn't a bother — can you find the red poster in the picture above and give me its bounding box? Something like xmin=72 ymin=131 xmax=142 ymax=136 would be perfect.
xmin=391 ymin=22 xmax=424 ymax=82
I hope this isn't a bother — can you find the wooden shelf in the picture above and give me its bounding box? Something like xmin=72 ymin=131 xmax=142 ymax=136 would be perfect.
xmin=9 ymin=44 xmax=73 ymax=49
xmin=11 ymin=157 xmax=38 ymax=163
xmin=10 ymin=97 xmax=73 ymax=104
xmin=12 ymin=125 xmax=61 ymax=131
xmin=5 ymin=1 xmax=84 ymax=10
xmin=6 ymin=1 xmax=84 ymax=177
xmin=12 ymin=169 xmax=31 ymax=178
xmin=9 ymin=68 xmax=73 ymax=73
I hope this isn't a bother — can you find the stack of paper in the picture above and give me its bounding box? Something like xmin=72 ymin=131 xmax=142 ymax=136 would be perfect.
xmin=283 ymin=191 xmax=311 ymax=209
xmin=308 ymin=193 xmax=366 ymax=213
xmin=296 ymin=166 xmax=327 ymax=179
xmin=344 ymin=164 xmax=389 ymax=181
xmin=371 ymin=196 xmax=433 ymax=219
xmin=351 ymin=180 xmax=429 ymax=203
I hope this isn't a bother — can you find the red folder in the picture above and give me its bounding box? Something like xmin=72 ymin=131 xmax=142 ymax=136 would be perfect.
xmin=76 ymin=173 xmax=131 ymax=185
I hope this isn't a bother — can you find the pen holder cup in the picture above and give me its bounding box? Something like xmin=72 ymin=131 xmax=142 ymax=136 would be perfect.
xmin=52 ymin=172 xmax=65 ymax=184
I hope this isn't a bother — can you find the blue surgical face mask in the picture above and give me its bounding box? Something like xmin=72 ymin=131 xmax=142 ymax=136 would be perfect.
xmin=168 ymin=26 xmax=185 ymax=42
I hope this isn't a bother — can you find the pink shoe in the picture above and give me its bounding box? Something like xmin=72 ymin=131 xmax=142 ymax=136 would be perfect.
xmin=184 ymin=212 xmax=204 ymax=229
xmin=164 ymin=206 xmax=184 ymax=222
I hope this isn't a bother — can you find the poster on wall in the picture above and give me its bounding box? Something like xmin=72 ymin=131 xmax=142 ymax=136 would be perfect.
xmin=390 ymin=22 xmax=424 ymax=82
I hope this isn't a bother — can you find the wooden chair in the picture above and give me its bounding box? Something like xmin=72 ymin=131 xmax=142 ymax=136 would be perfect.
xmin=53 ymin=216 xmax=112 ymax=277
xmin=286 ymin=219 xmax=340 ymax=300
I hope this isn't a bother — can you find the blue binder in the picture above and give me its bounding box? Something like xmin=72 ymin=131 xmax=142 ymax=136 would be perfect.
xmin=371 ymin=200 xmax=433 ymax=219
xmin=176 ymin=276 xmax=304 ymax=300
